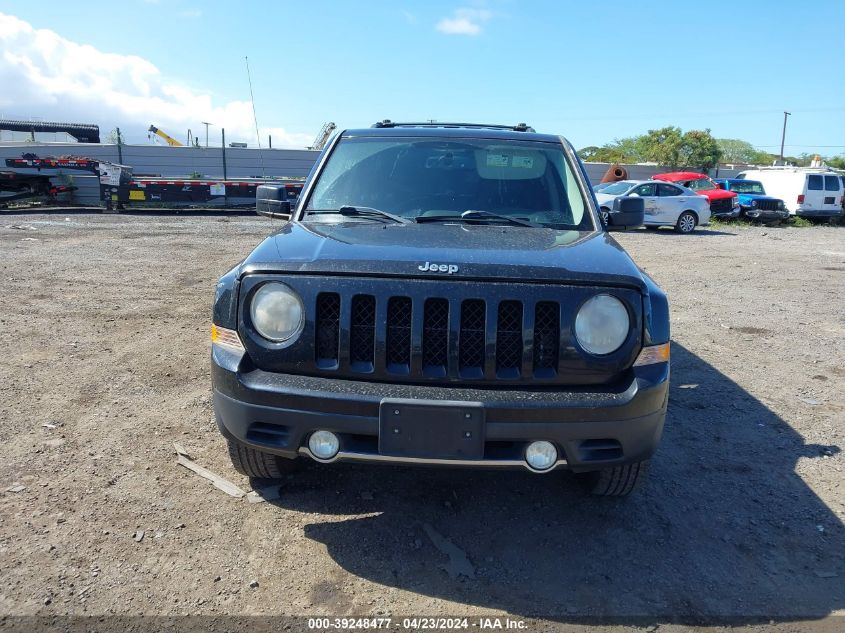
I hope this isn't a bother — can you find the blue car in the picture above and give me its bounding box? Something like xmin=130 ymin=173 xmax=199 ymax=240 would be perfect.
xmin=714 ymin=179 xmax=789 ymax=222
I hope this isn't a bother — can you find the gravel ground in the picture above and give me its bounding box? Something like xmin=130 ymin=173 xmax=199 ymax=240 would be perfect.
xmin=0 ymin=212 xmax=843 ymax=631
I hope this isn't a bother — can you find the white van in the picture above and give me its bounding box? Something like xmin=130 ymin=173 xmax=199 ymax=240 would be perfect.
xmin=735 ymin=168 xmax=844 ymax=219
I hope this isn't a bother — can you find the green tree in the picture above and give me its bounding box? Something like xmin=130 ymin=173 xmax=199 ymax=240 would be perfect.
xmin=827 ymin=155 xmax=845 ymax=170
xmin=679 ymin=129 xmax=722 ymax=171
xmin=717 ymin=138 xmax=771 ymax=164
xmin=577 ymin=143 xmax=635 ymax=164
xmin=637 ymin=126 xmax=685 ymax=167
xmin=577 ymin=146 xmax=602 ymax=161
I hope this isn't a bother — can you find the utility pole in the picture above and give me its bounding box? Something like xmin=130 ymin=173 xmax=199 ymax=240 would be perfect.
xmin=115 ymin=127 xmax=123 ymax=164
xmin=201 ymin=121 xmax=213 ymax=148
xmin=221 ymin=128 xmax=227 ymax=207
xmin=779 ymin=111 xmax=791 ymax=162
xmin=221 ymin=128 xmax=227 ymax=180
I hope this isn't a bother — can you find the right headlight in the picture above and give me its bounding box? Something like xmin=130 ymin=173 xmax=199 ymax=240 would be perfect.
xmin=574 ymin=294 xmax=630 ymax=355
xmin=250 ymin=282 xmax=304 ymax=343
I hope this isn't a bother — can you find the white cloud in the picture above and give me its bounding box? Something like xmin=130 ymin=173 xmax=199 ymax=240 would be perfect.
xmin=435 ymin=7 xmax=492 ymax=36
xmin=0 ymin=12 xmax=311 ymax=148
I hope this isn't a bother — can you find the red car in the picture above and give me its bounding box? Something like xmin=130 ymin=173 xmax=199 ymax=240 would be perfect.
xmin=652 ymin=171 xmax=740 ymax=219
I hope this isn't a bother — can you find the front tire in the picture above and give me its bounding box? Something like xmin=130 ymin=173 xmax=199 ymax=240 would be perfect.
xmin=227 ymin=440 xmax=299 ymax=479
xmin=579 ymin=460 xmax=650 ymax=496
xmin=675 ymin=211 xmax=697 ymax=234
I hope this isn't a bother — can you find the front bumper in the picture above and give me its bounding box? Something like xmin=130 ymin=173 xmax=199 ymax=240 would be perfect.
xmin=212 ymin=345 xmax=669 ymax=473
xmin=742 ymin=207 xmax=789 ymax=221
xmin=711 ymin=206 xmax=741 ymax=219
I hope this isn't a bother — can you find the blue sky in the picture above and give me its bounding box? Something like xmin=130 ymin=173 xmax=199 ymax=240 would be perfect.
xmin=1 ymin=0 xmax=843 ymax=154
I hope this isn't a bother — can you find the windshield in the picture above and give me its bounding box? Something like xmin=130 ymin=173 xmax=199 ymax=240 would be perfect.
xmin=598 ymin=181 xmax=634 ymax=195
xmin=730 ymin=181 xmax=765 ymax=194
xmin=685 ymin=178 xmax=716 ymax=191
xmin=304 ymin=136 xmax=592 ymax=230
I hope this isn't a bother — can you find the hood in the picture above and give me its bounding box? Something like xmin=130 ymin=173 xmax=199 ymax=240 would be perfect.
xmin=594 ymin=192 xmax=619 ymax=204
xmin=239 ymin=221 xmax=648 ymax=290
xmin=738 ymin=193 xmax=778 ymax=201
xmin=697 ymin=188 xmax=736 ymax=201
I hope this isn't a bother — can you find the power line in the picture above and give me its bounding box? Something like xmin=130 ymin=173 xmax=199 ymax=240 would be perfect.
xmin=755 ymin=145 xmax=845 ymax=148
xmin=556 ymin=106 xmax=845 ymax=122
xmin=245 ymin=55 xmax=265 ymax=179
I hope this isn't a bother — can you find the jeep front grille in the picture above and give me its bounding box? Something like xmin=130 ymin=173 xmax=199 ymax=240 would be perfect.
xmin=313 ymin=295 xmax=564 ymax=381
xmin=246 ymin=276 xmax=643 ymax=387
xmin=755 ymin=199 xmax=779 ymax=211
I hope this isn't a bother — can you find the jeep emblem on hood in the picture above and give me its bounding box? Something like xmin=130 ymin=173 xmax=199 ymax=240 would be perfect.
xmin=418 ymin=262 xmax=459 ymax=274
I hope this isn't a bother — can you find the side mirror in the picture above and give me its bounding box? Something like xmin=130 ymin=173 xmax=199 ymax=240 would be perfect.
xmin=606 ymin=196 xmax=644 ymax=231
xmin=715 ymin=182 xmax=725 ymax=190
xmin=256 ymin=184 xmax=292 ymax=220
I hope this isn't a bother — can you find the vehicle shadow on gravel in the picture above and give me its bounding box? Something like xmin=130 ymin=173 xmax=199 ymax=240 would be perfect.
xmin=642 ymin=227 xmax=737 ymax=237
xmin=267 ymin=343 xmax=844 ymax=622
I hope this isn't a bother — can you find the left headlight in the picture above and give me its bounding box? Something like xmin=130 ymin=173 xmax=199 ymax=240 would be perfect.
xmin=574 ymin=294 xmax=630 ymax=355
xmin=250 ymin=282 xmax=304 ymax=343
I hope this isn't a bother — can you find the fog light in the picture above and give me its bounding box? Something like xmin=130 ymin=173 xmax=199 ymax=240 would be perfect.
xmin=308 ymin=431 xmax=340 ymax=460
xmin=525 ymin=441 xmax=557 ymax=471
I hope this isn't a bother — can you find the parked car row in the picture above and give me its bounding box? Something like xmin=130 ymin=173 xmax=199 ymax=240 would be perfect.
xmin=652 ymin=171 xmax=740 ymax=220
xmin=734 ymin=168 xmax=845 ymax=219
xmin=713 ymin=178 xmax=789 ymax=223
xmin=594 ymin=167 xmax=844 ymax=233
xmin=594 ymin=180 xmax=711 ymax=234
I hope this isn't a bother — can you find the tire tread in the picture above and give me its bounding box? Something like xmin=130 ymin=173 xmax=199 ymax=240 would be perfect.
xmin=586 ymin=460 xmax=649 ymax=496
xmin=227 ymin=440 xmax=296 ymax=479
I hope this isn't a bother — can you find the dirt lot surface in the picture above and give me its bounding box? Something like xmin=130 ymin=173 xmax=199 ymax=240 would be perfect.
xmin=0 ymin=212 xmax=843 ymax=631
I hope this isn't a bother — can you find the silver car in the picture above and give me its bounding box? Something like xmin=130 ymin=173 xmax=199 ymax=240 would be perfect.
xmin=595 ymin=180 xmax=711 ymax=233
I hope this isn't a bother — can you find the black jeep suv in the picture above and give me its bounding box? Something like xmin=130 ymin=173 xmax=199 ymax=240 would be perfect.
xmin=211 ymin=122 xmax=669 ymax=496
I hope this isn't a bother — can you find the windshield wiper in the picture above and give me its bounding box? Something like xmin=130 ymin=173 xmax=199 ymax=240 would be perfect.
xmin=305 ymin=206 xmax=412 ymax=224
xmin=416 ymin=209 xmax=539 ymax=228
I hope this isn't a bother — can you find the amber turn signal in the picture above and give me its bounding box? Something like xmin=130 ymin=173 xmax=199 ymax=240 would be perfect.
xmin=633 ymin=342 xmax=670 ymax=366
xmin=211 ymin=324 xmax=245 ymax=353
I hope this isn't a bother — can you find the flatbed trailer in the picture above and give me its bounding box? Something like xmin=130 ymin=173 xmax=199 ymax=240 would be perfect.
xmin=110 ymin=175 xmax=303 ymax=208
xmin=3 ymin=156 xmax=304 ymax=211
xmin=0 ymin=170 xmax=76 ymax=207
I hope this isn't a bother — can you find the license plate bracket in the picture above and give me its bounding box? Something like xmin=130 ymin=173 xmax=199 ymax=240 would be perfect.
xmin=378 ymin=399 xmax=485 ymax=460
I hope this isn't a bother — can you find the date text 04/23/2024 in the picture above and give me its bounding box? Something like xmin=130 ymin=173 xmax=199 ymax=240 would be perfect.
xmin=307 ymin=617 xmax=528 ymax=630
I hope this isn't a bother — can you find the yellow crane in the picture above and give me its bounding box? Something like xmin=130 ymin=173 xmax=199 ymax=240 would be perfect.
xmin=309 ymin=122 xmax=336 ymax=151
xmin=148 ymin=124 xmax=183 ymax=147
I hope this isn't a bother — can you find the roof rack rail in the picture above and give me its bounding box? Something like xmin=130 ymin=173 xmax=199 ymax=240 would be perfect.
xmin=372 ymin=120 xmax=535 ymax=133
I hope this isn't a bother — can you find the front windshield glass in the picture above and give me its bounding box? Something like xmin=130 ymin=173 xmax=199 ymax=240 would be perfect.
xmin=305 ymin=136 xmax=592 ymax=230
xmin=730 ymin=181 xmax=765 ymax=194
xmin=685 ymin=178 xmax=715 ymax=191
xmin=598 ymin=181 xmax=634 ymax=195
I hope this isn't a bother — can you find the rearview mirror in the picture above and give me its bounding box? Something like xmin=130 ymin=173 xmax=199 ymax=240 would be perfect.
xmin=256 ymin=184 xmax=292 ymax=220
xmin=606 ymin=196 xmax=644 ymax=231
xmin=257 ymin=199 xmax=291 ymax=219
